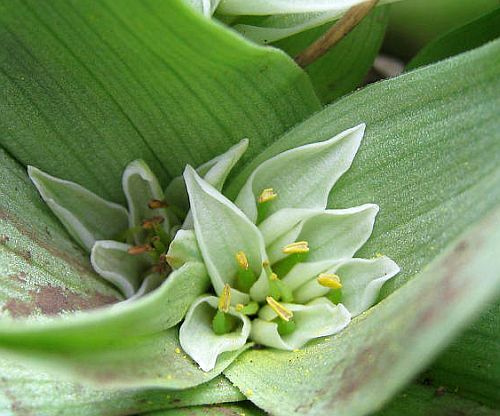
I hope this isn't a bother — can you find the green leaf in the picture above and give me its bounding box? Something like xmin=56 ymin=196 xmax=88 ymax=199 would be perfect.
xmin=0 ymin=0 xmax=320 ymax=203
xmin=0 ymin=262 xmax=208 ymax=348
xmin=0 ymin=357 xmax=244 ymax=416
xmin=406 ymin=8 xmax=500 ymax=70
xmin=225 ymin=206 xmax=500 ymax=416
xmin=374 ymin=382 xmax=499 ymax=416
xmin=0 ymin=325 xmax=245 ymax=390
xmin=27 ymin=166 xmax=128 ymax=252
xmin=150 ymin=402 xmax=265 ymax=416
xmin=228 ymin=39 xmax=500 ymax=298
xmin=273 ymin=6 xmax=390 ymax=103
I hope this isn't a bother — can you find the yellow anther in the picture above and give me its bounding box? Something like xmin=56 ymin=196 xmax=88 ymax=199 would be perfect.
xmin=235 ymin=303 xmax=244 ymax=312
xmin=218 ymin=284 xmax=231 ymax=313
xmin=282 ymin=241 xmax=309 ymax=254
xmin=266 ymin=296 xmax=293 ymax=321
xmin=257 ymin=188 xmax=277 ymax=204
xmin=235 ymin=251 xmax=249 ymax=270
xmin=317 ymin=273 xmax=342 ymax=289
xmin=270 ymin=273 xmax=279 ymax=281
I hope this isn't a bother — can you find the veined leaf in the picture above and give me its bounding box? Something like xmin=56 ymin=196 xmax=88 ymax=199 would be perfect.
xmin=0 ymin=0 xmax=319 ymax=203
xmin=273 ymin=6 xmax=389 ymax=103
xmin=224 ymin=40 xmax=500 ymax=414
xmin=225 ymin=206 xmax=500 ymax=416
xmin=0 ymin=357 xmax=244 ymax=416
xmin=406 ymin=8 xmax=500 ymax=70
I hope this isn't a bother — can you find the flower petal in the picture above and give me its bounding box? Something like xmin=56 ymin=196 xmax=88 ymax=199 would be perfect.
xmin=122 ymin=160 xmax=171 ymax=244
xmin=251 ymin=298 xmax=350 ymax=350
xmin=184 ymin=165 xmax=267 ymax=304
xmin=179 ymin=295 xmax=251 ymax=372
xmin=235 ymin=124 xmax=365 ymax=223
xmin=293 ymin=257 xmax=400 ymax=314
xmin=27 ymin=166 xmax=128 ymax=252
xmin=126 ymin=272 xmax=165 ymax=302
xmin=90 ymin=240 xmax=153 ymax=298
xmin=282 ymin=259 xmax=340 ymax=291
xmin=165 ymin=139 xmax=248 ymax=217
xmin=166 ymin=229 xmax=203 ymax=270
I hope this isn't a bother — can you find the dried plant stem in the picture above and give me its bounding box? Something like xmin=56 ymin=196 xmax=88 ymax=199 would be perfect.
xmin=295 ymin=0 xmax=379 ymax=68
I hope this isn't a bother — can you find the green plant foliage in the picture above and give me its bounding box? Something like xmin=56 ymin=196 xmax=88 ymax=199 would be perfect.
xmin=0 ymin=0 xmax=320 ymax=203
xmin=0 ymin=357 xmax=244 ymax=416
xmin=273 ymin=6 xmax=389 ymax=103
xmin=407 ymin=8 xmax=500 ymax=70
xmin=225 ymin=206 xmax=500 ymax=416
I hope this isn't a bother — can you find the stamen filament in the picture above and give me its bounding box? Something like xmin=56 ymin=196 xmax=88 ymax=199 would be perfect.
xmin=266 ymin=296 xmax=293 ymax=321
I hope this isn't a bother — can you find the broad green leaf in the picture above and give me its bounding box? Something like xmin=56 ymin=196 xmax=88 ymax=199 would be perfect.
xmin=0 ymin=151 xmax=122 ymax=320
xmin=225 ymin=206 xmax=500 ymax=416
xmin=90 ymin=240 xmax=153 ymax=298
xmin=180 ymin=295 xmax=251 ymax=372
xmin=184 ymin=166 xmax=267 ymax=304
xmin=151 ymin=402 xmax=265 ymax=416
xmin=27 ymin=166 xmax=128 ymax=252
xmin=406 ymin=8 xmax=500 ymax=70
xmin=374 ymin=382 xmax=498 ymax=416
xmin=0 ymin=325 xmax=244 ymax=390
xmin=227 ymin=39 xmax=500 ymax=298
xmin=235 ymin=124 xmax=365 ymax=223
xmin=0 ymin=357 xmax=244 ymax=416
xmin=273 ymin=6 xmax=389 ymax=103
xmin=0 ymin=262 xmax=208 ymax=348
xmin=166 ymin=229 xmax=203 ymax=269
xmin=422 ymin=300 xmax=500 ymax=407
xmin=0 ymin=0 xmax=320 ymax=203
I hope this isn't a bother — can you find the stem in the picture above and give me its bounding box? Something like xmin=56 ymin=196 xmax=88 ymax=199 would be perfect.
xmin=295 ymin=0 xmax=379 ymax=68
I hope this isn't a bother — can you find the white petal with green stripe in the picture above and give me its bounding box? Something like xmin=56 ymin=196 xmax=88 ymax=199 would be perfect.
xmin=184 ymin=166 xmax=267 ymax=304
xmin=179 ymin=295 xmax=251 ymax=372
xmin=27 ymin=166 xmax=128 ymax=252
xmin=90 ymin=240 xmax=153 ymax=298
xmin=251 ymin=298 xmax=350 ymax=350
xmin=235 ymin=124 xmax=365 ymax=223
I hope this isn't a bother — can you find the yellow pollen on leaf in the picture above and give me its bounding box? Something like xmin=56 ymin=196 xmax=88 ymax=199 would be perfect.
xmin=317 ymin=273 xmax=342 ymax=289
xmin=218 ymin=284 xmax=231 ymax=313
xmin=266 ymin=296 xmax=293 ymax=321
xmin=282 ymin=241 xmax=309 ymax=254
xmin=257 ymin=188 xmax=277 ymax=203
xmin=235 ymin=251 xmax=249 ymax=270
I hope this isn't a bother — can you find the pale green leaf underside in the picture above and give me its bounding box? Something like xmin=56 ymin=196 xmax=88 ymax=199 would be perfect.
xmin=0 ymin=0 xmax=319 ymax=203
xmin=151 ymin=402 xmax=265 ymax=416
xmin=225 ymin=206 xmax=500 ymax=416
xmin=0 ymin=357 xmax=244 ymax=416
